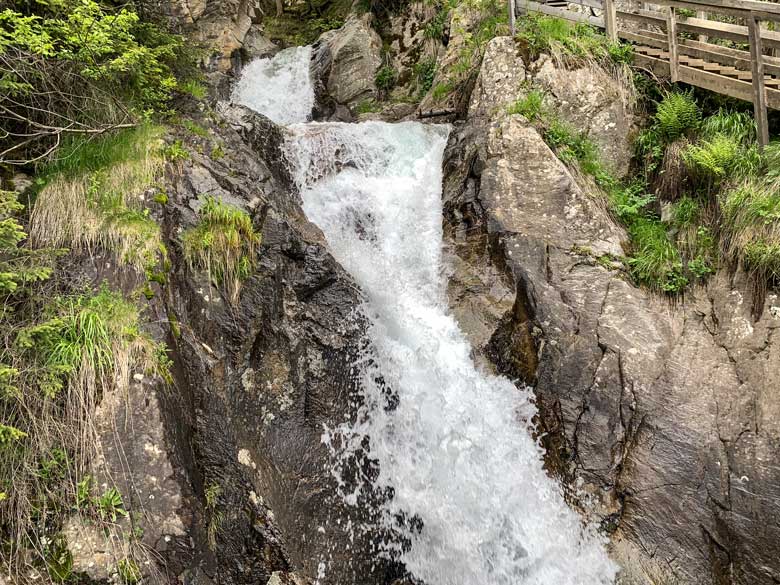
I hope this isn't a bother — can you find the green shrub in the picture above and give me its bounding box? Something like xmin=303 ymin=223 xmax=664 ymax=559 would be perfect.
xmin=0 ymin=0 xmax=189 ymax=162
xmin=655 ymin=90 xmax=700 ymax=140
xmin=375 ymin=64 xmax=397 ymax=92
xmin=182 ymin=196 xmax=261 ymax=302
xmin=414 ymin=57 xmax=437 ymax=97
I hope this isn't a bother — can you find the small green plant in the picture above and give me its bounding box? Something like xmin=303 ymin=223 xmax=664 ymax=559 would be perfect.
xmin=413 ymin=58 xmax=437 ymax=97
xmin=182 ymin=120 xmax=209 ymax=137
xmin=205 ymin=482 xmax=223 ymax=551
xmin=76 ymin=475 xmax=92 ymax=509
xmin=154 ymin=190 xmax=169 ymax=205
xmin=117 ymin=558 xmax=142 ymax=584
xmin=182 ymin=196 xmax=262 ymax=302
xmin=180 ymin=79 xmax=208 ymax=100
xmin=0 ymin=423 xmax=27 ymax=446
xmin=424 ymin=9 xmax=449 ymax=40
xmin=210 ymin=144 xmax=226 ymax=160
xmin=375 ymin=64 xmax=397 ymax=93
xmin=45 ymin=536 xmax=73 ymax=583
xmin=507 ymin=90 xmax=545 ymax=121
xmin=97 ymin=487 xmax=128 ymax=523
xmin=164 ymin=139 xmax=190 ymax=161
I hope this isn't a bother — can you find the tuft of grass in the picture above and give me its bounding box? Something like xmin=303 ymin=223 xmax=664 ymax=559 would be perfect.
xmin=721 ymin=180 xmax=780 ymax=279
xmin=182 ymin=196 xmax=261 ymax=303
xmin=354 ymin=99 xmax=381 ymax=115
xmin=627 ymin=218 xmax=687 ymax=292
xmin=700 ymin=108 xmax=755 ymax=145
xmin=179 ymin=79 xmax=207 ymax=100
xmin=507 ymin=89 xmax=545 ymax=121
xmin=40 ymin=126 xmax=163 ymax=179
xmin=30 ymin=127 xmax=166 ymax=274
xmin=515 ymin=14 xmax=632 ymax=66
xmin=182 ymin=120 xmax=209 ymax=138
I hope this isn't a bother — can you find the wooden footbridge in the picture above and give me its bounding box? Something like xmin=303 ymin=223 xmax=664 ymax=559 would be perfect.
xmin=509 ymin=0 xmax=780 ymax=146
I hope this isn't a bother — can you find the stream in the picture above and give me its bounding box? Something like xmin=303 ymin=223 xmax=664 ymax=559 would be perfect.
xmin=232 ymin=45 xmax=617 ymax=585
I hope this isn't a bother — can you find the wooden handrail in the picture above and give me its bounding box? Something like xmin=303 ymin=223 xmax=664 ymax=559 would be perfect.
xmin=645 ymin=0 xmax=780 ymax=21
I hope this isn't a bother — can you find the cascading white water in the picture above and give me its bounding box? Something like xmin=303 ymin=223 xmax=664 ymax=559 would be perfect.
xmin=231 ymin=46 xmax=315 ymax=125
xmin=233 ymin=48 xmax=617 ymax=585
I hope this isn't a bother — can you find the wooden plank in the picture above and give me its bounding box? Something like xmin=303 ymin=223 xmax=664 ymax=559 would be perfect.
xmin=618 ymin=29 xmax=668 ymax=49
xmin=522 ymin=1 xmax=605 ymax=26
xmin=632 ymin=52 xmax=780 ymax=110
xmin=748 ymin=15 xmax=771 ymax=146
xmin=509 ymin=0 xmax=516 ymax=36
xmin=696 ymin=9 xmax=708 ymax=42
xmin=667 ymin=6 xmax=680 ymax=82
xmin=604 ymin=0 xmax=618 ymax=41
xmin=638 ymin=11 xmax=780 ymax=50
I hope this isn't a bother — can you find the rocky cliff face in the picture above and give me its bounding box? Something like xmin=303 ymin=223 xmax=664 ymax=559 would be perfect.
xmin=443 ymin=36 xmax=780 ymax=585
xmin=63 ymin=104 xmax=408 ymax=585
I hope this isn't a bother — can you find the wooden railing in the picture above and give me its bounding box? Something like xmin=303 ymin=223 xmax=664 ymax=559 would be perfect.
xmin=511 ymin=0 xmax=780 ymax=146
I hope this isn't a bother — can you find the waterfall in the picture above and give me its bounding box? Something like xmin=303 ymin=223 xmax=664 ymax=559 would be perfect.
xmin=231 ymin=46 xmax=315 ymax=125
xmin=234 ymin=49 xmax=617 ymax=585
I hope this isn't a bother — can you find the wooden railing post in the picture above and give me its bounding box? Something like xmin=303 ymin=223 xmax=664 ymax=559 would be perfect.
xmin=604 ymin=0 xmax=617 ymax=42
xmin=508 ymin=0 xmax=516 ymax=36
xmin=696 ymin=10 xmax=708 ymax=42
xmin=748 ymin=14 xmax=770 ymax=147
xmin=667 ymin=6 xmax=679 ymax=82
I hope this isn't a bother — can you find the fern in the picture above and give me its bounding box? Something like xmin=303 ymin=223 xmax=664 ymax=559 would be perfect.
xmin=655 ymin=90 xmax=700 ymax=140
xmin=684 ymin=133 xmax=741 ymax=178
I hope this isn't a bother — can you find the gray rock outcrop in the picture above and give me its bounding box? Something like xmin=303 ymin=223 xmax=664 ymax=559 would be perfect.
xmin=315 ymin=14 xmax=383 ymax=106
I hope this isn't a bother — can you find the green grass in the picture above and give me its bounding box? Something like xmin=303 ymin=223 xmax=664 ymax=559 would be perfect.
xmin=40 ymin=125 xmax=164 ymax=179
xmin=354 ymin=99 xmax=381 ymax=114
xmin=182 ymin=119 xmax=209 ymax=137
xmin=627 ymin=218 xmax=687 ymax=292
xmin=182 ymin=196 xmax=262 ymax=302
xmin=515 ymin=14 xmax=633 ymax=65
xmin=507 ymin=89 xmax=545 ymax=121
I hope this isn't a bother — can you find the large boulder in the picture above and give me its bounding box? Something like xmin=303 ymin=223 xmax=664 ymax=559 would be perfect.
xmin=315 ymin=14 xmax=383 ymax=106
xmin=443 ymin=35 xmax=780 ymax=585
